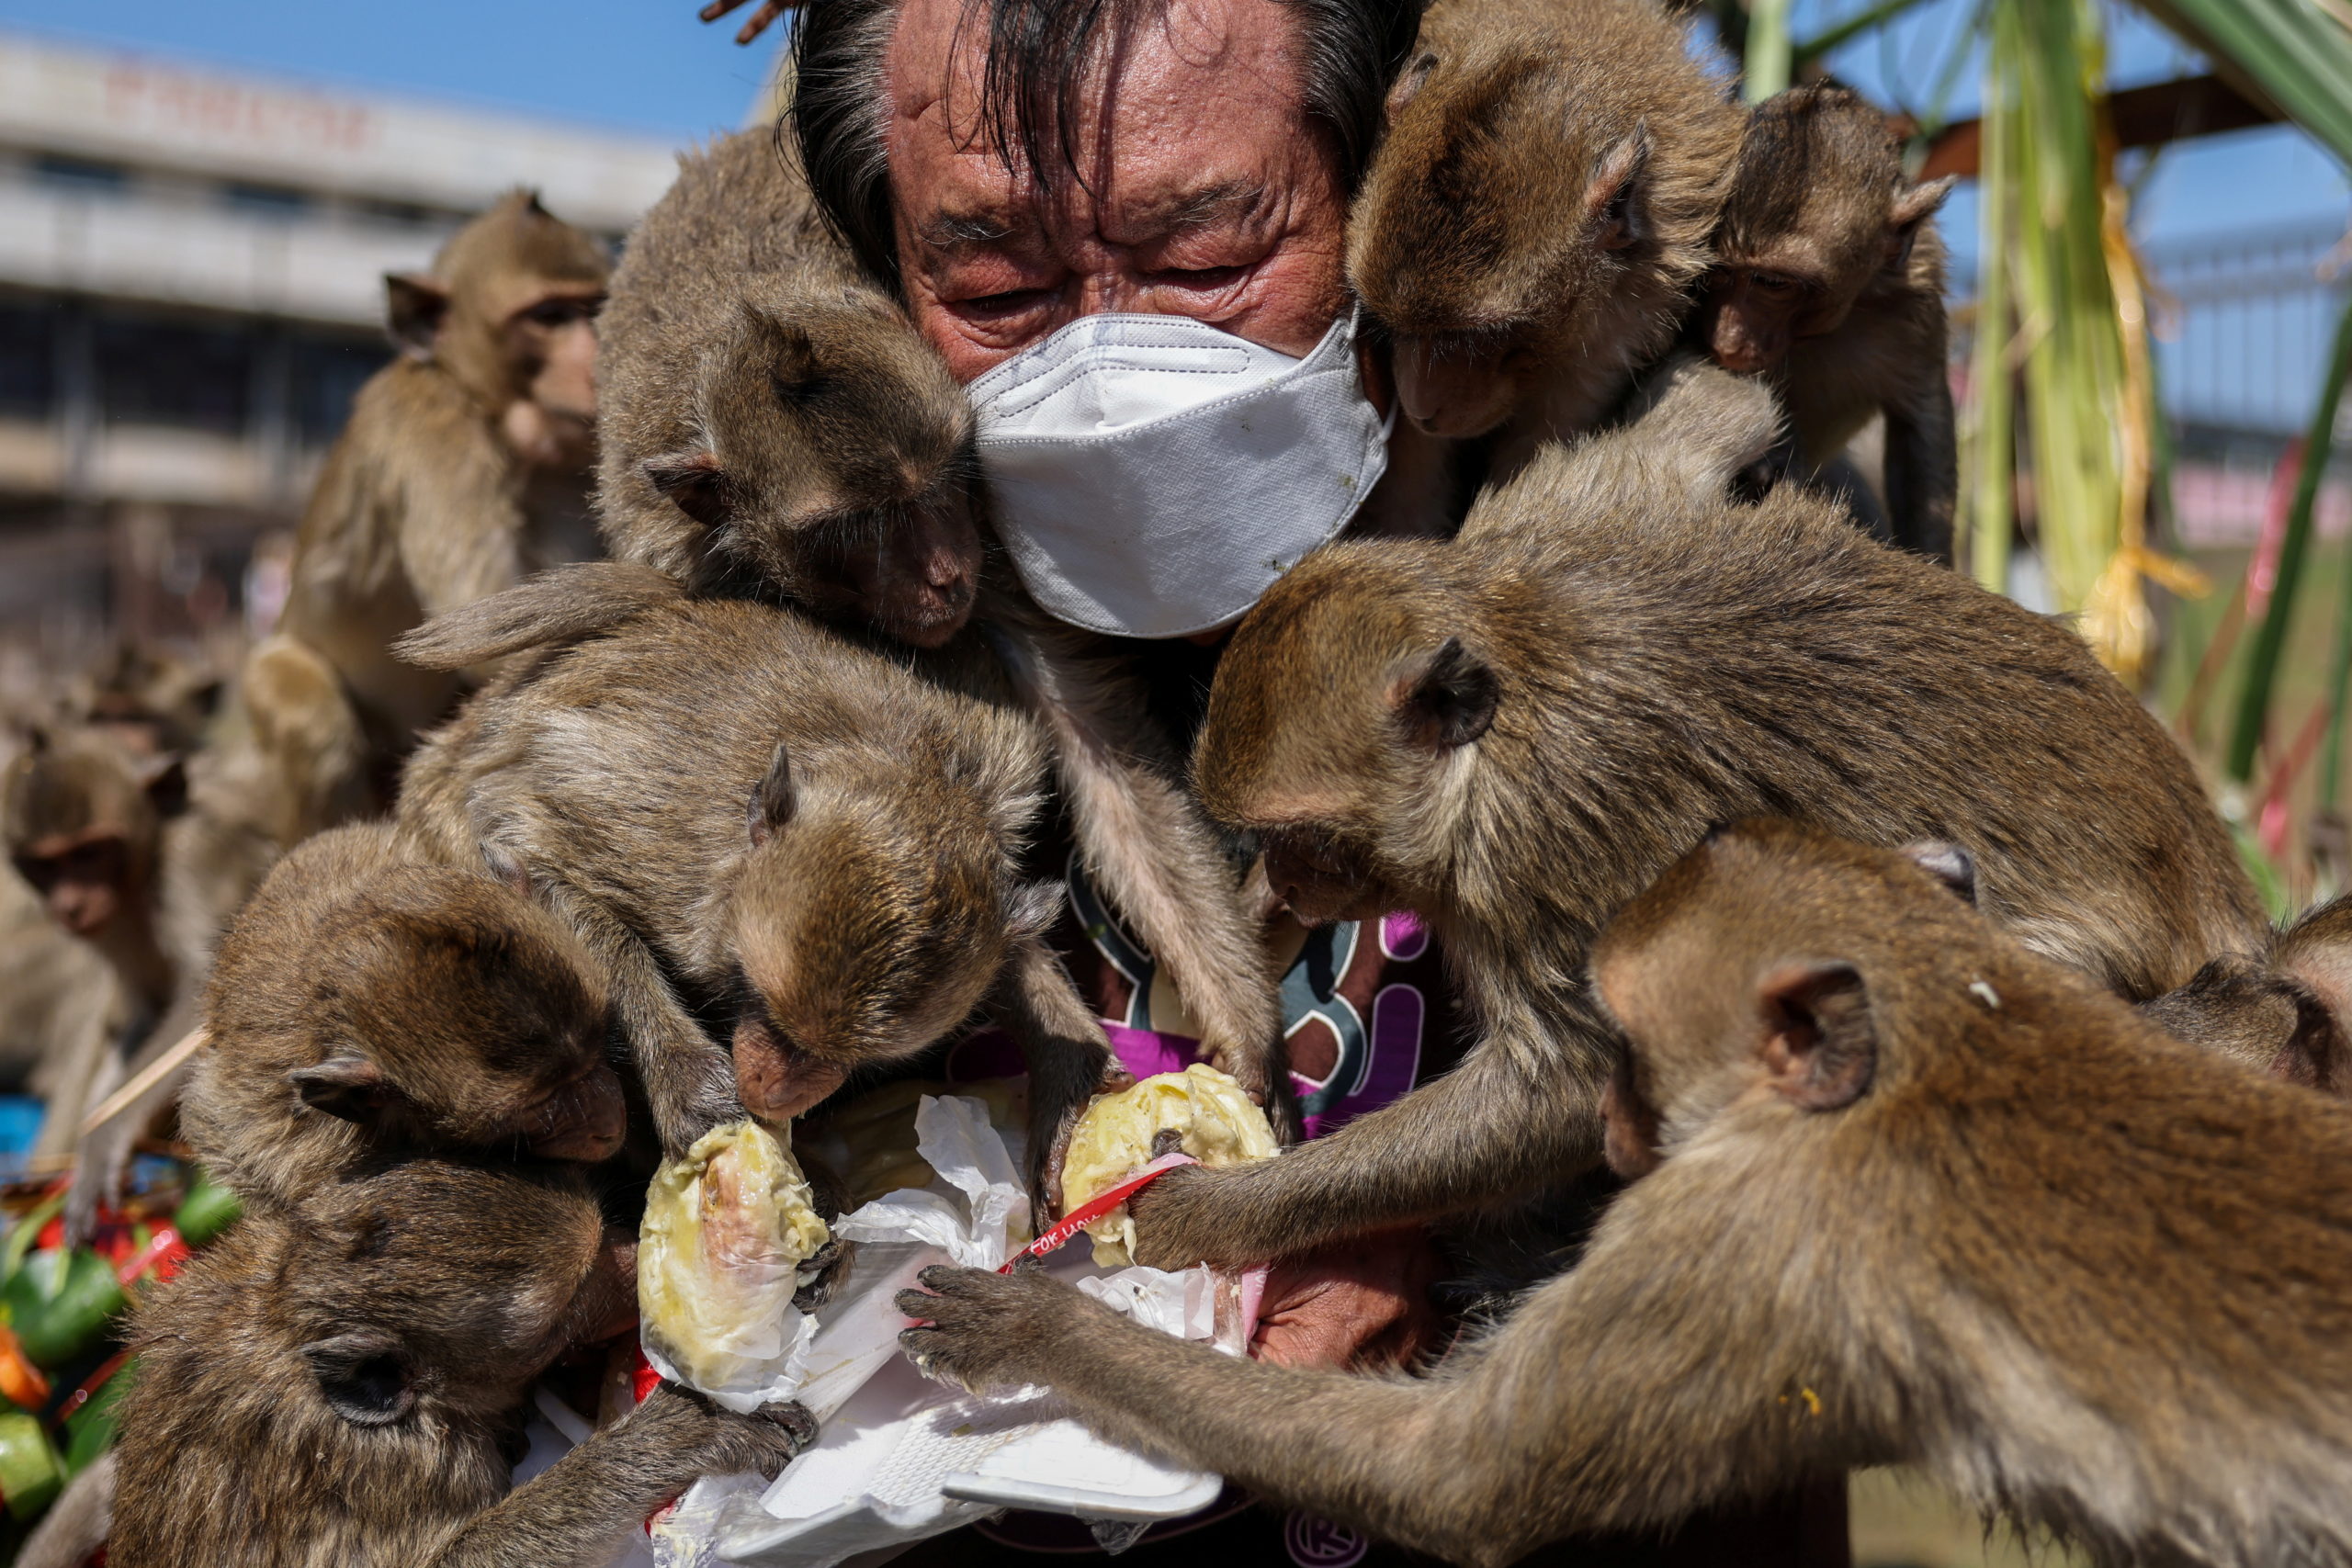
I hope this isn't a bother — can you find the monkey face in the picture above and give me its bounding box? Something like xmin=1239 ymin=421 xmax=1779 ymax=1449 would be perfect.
xmin=1389 ymin=333 xmax=1527 ymax=440
xmin=644 ymin=294 xmax=982 ymax=648
xmin=13 ymin=830 xmax=137 ymax=939
xmin=1259 ymin=829 xmax=1392 ymax=927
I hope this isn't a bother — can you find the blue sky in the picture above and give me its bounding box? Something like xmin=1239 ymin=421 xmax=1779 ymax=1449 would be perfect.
xmin=0 ymin=0 xmax=2341 ymax=255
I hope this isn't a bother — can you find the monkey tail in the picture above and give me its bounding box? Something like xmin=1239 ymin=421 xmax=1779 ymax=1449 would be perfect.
xmin=393 ymin=561 xmax=686 ymax=671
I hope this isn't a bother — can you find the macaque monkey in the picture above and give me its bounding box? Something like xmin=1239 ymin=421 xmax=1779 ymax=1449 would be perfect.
xmin=70 ymin=642 xmax=224 ymax=759
xmin=599 ymin=129 xmax=980 ymax=646
xmin=899 ymin=820 xmax=2352 ymax=1568
xmin=1128 ymin=432 xmax=2263 ymax=1269
xmin=402 ymin=565 xmax=1287 ymax=1144
xmin=110 ymin=1157 xmax=810 ymax=1568
xmin=2143 ymin=895 xmax=2352 ymax=1090
xmin=181 ymin=821 xmax=627 ymax=1214
xmin=5 ymin=729 xmax=277 ymax=1234
xmin=1348 ymin=0 xmax=1743 ymax=470
xmin=241 ymin=190 xmax=610 ymax=840
xmin=1702 ymin=85 xmax=1957 ymax=560
xmin=395 ymin=589 xmax=1112 ymax=1192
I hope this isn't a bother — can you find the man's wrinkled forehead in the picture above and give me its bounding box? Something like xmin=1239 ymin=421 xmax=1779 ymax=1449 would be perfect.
xmin=884 ymin=0 xmax=1310 ymax=240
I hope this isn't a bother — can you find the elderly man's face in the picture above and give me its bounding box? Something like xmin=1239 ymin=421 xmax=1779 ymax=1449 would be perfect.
xmin=885 ymin=0 xmax=1350 ymax=383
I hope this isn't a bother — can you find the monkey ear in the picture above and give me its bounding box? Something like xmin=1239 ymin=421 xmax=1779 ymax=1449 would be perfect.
xmin=383 ymin=274 xmax=449 ymax=358
xmin=1755 ymin=962 xmax=1876 ymax=1111
xmin=1898 ymin=840 xmax=1976 ymax=906
xmin=747 ymin=742 xmax=795 ymax=847
xmin=135 ymin=753 xmax=188 ymax=820
xmin=1585 ymin=128 xmax=1652 ymax=252
xmin=1884 ymin=176 xmax=1953 ymax=270
xmin=288 ymin=1051 xmax=394 ymax=1123
xmin=1386 ymin=51 xmax=1438 ymax=118
xmin=1392 ymin=637 xmax=1498 ymax=750
xmin=301 ymin=1331 xmax=415 ymax=1427
xmin=1004 ymin=880 xmax=1067 ymax=941
xmin=643 ymin=451 xmax=729 ymax=527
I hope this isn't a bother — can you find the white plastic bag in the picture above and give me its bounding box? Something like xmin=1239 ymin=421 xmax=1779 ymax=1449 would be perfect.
xmin=649 ymin=1095 xmax=1232 ymax=1568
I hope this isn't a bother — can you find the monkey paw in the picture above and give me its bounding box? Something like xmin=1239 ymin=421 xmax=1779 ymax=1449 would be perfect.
xmin=794 ymin=1238 xmax=853 ymax=1313
xmin=897 ymin=1263 xmax=1091 ymax=1393
xmin=707 ymin=1398 xmax=820 ymax=1476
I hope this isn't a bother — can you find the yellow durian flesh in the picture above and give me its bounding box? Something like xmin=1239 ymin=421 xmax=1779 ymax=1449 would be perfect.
xmin=639 ymin=1120 xmax=831 ymax=1393
xmin=1060 ymin=1064 xmax=1277 ymax=1267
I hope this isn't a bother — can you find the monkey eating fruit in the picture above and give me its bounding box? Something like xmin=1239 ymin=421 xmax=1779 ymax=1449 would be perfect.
xmin=1059 ymin=1066 xmax=1277 ymax=1267
xmin=896 ymin=821 xmax=2352 ymax=1568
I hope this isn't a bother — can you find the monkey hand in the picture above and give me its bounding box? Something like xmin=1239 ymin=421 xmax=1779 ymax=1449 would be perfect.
xmin=635 ymin=1382 xmax=818 ymax=1479
xmin=696 ymin=0 xmax=790 ymax=44
xmin=897 ymin=1262 xmax=1110 ymax=1393
xmin=1027 ymin=1059 xmax=1136 ymax=1224
xmin=793 ymin=1237 xmax=854 ymax=1313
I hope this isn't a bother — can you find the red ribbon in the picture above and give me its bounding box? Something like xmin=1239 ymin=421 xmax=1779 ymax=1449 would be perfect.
xmin=998 ymin=1152 xmax=1197 ymax=1273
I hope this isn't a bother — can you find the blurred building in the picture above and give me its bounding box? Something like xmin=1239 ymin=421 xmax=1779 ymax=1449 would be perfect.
xmin=0 ymin=31 xmax=678 ymax=654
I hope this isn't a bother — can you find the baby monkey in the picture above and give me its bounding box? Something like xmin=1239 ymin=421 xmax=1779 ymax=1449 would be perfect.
xmin=598 ymin=128 xmax=980 ymax=646
xmin=900 ymin=821 xmax=2352 ymax=1568
xmin=183 ymin=821 xmax=626 ymax=1214
xmin=1348 ymin=0 xmax=1742 ymax=468
xmin=110 ymin=1157 xmax=808 ymax=1568
xmin=1702 ymin=85 xmax=1956 ymax=560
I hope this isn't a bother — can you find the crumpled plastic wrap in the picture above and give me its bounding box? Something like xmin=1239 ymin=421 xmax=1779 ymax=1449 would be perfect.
xmin=1060 ymin=1065 xmax=1278 ymax=1266
xmin=649 ymin=1094 xmax=1232 ymax=1568
xmin=639 ymin=1121 xmax=831 ymax=1414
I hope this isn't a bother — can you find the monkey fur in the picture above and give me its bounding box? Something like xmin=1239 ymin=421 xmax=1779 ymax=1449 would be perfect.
xmin=897 ymin=819 xmax=2352 ymax=1568
xmin=1116 ymin=415 xmax=2264 ymax=1270
xmin=109 ymin=1157 xmax=810 ymax=1568
xmin=402 ymin=562 xmax=1290 ymax=1141
xmin=393 ymin=590 xmax=1114 ymax=1192
xmin=1348 ymin=0 xmax=1742 ymax=471
xmin=182 ymin=821 xmax=627 ymax=1216
xmin=596 ymin=128 xmax=981 ymax=648
xmin=2142 ymin=894 xmax=2352 ymax=1092
xmin=1702 ymin=85 xmax=1957 ymax=561
xmin=241 ymin=190 xmax=610 ymax=839
xmin=4 ymin=728 xmax=277 ymax=1239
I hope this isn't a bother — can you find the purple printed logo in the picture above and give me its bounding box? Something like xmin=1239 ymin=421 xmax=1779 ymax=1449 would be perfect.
xmin=1284 ymin=1510 xmax=1370 ymax=1568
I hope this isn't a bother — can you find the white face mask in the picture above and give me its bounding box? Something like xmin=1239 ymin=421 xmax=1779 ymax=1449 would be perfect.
xmin=967 ymin=310 xmax=1391 ymax=638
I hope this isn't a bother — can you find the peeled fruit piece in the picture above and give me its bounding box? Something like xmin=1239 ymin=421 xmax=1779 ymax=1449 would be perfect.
xmin=1061 ymin=1065 xmax=1277 ymax=1266
xmin=639 ymin=1121 xmax=831 ymax=1396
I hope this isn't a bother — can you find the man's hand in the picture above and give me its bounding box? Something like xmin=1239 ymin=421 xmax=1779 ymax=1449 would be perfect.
xmin=1250 ymin=1227 xmax=1444 ymax=1371
xmin=698 ymin=0 xmax=790 ymax=45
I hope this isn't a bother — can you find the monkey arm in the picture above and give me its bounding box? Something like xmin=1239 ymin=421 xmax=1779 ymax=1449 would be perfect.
xmin=536 ymin=881 xmax=741 ymax=1156
xmin=906 ymin=1155 xmax=1883 ymax=1568
xmin=430 ymin=1384 xmax=813 ymax=1568
xmin=1129 ymin=1008 xmax=1605 ymax=1269
xmin=989 ymin=935 xmax=1123 ymax=1213
xmin=395 ymin=419 xmax=532 ymax=639
xmin=991 ymin=617 xmax=1289 ymax=1124
xmin=1880 ymin=365 xmax=1956 ymax=567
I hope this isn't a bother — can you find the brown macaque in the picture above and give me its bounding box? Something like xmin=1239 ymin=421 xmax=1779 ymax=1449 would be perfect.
xmin=180 ymin=821 xmax=626 ymax=1215
xmin=898 ymin=820 xmax=2352 ymax=1568
xmin=69 ymin=642 xmax=224 ymax=760
xmin=16 ymin=1450 xmax=112 ymax=1568
xmin=1124 ymin=431 xmax=2263 ymax=1269
xmin=1348 ymin=0 xmax=1743 ymax=471
xmin=241 ymin=190 xmax=609 ymax=841
xmin=2143 ymin=894 xmax=2352 ymax=1091
xmin=598 ymin=129 xmax=980 ymax=648
xmin=1702 ymin=85 xmax=1956 ymax=560
xmin=4 ymin=729 xmax=277 ymax=1236
xmin=402 ymin=563 xmax=1287 ymax=1144
xmin=393 ymin=587 xmax=1113 ymax=1197
xmin=110 ymin=1158 xmax=811 ymax=1568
